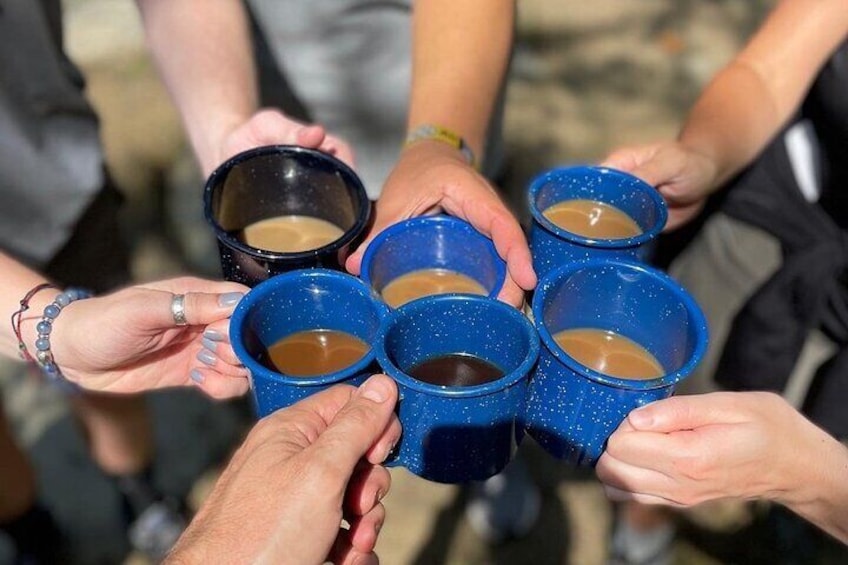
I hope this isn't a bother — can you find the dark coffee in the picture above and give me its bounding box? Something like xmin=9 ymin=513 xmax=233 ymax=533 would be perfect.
xmin=408 ymin=353 xmax=504 ymax=387
xmin=261 ymin=329 xmax=369 ymax=376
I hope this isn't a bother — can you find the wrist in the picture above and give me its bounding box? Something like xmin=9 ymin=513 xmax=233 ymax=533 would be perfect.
xmin=404 ymin=124 xmax=477 ymax=169
xmin=17 ymin=287 xmax=61 ymax=363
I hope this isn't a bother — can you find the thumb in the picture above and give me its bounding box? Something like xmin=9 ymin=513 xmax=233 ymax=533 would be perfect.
xmin=626 ymin=393 xmax=747 ymax=433
xmin=310 ymin=375 xmax=399 ymax=471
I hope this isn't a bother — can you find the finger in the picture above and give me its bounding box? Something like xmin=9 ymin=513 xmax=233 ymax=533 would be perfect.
xmin=346 ymin=503 xmax=386 ymax=554
xmin=140 ymin=276 xmax=248 ymax=297
xmin=188 ymin=367 xmax=250 ymax=399
xmin=496 ymin=277 xmax=527 ymax=309
xmin=295 ymin=124 xmax=328 ymax=148
xmin=308 ymin=374 xmax=399 ymax=474
xmin=364 ymin=416 xmax=401 ymax=465
xmin=602 ymin=485 xmax=685 ymax=507
xmin=327 ymin=529 xmax=379 ymax=565
xmin=344 ymin=463 xmax=391 ymax=517
xmin=200 ymin=328 xmax=241 ymax=366
xmin=320 ymin=135 xmax=356 ymax=169
xmin=193 ymin=343 xmax=247 ymax=377
xmin=624 ymin=392 xmax=756 ymax=433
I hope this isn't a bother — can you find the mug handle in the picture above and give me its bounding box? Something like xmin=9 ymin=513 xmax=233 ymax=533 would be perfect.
xmin=383 ymin=390 xmax=404 ymax=468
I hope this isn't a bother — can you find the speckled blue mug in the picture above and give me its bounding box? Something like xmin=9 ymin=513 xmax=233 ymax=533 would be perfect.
xmin=230 ymin=269 xmax=388 ymax=417
xmin=525 ymin=258 xmax=708 ymax=466
xmin=205 ymin=145 xmax=371 ymax=287
xmin=528 ymin=166 xmax=667 ymax=279
xmin=360 ymin=215 xmax=506 ymax=308
xmin=375 ymin=294 xmax=539 ymax=484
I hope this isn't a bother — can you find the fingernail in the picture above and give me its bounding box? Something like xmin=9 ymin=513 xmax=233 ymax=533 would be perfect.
xmin=203 ymin=328 xmax=225 ymax=342
xmin=359 ymin=375 xmax=389 ymax=403
xmin=197 ymin=349 xmax=217 ymax=366
xmin=201 ymin=337 xmax=218 ymax=352
xmin=190 ymin=369 xmax=205 ymax=383
xmin=218 ymin=292 xmax=243 ymax=308
xmin=628 ymin=406 xmax=653 ymax=428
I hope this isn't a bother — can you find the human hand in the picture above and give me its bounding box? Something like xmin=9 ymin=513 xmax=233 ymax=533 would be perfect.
xmin=596 ymin=391 xmax=819 ymax=508
xmin=601 ymin=142 xmax=718 ymax=230
xmin=167 ymin=374 xmax=401 ymax=565
xmin=203 ymin=108 xmax=355 ymax=177
xmin=50 ymin=277 xmax=249 ymax=398
xmin=345 ymin=140 xmax=536 ymax=307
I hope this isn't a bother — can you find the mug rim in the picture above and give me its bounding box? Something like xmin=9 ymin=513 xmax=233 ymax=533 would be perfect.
xmin=360 ymin=214 xmax=507 ymax=300
xmin=531 ymin=257 xmax=708 ymax=390
xmin=527 ymin=165 xmax=668 ymax=248
xmin=230 ymin=268 xmax=388 ymax=386
xmin=203 ymin=144 xmax=371 ymax=261
xmin=375 ymin=293 xmax=540 ymax=398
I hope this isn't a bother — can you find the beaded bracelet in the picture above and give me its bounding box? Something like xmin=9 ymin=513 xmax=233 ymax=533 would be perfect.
xmin=33 ymin=287 xmax=93 ymax=381
xmin=10 ymin=283 xmax=58 ymax=362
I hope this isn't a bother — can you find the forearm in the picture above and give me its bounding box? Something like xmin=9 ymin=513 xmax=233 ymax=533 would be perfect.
xmin=407 ymin=0 xmax=515 ymax=157
xmin=0 ymin=254 xmax=59 ymax=360
xmin=135 ymin=0 xmax=258 ymax=175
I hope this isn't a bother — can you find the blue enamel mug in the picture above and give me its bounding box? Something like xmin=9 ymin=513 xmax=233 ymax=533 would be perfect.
xmin=528 ymin=166 xmax=667 ymax=279
xmin=375 ymin=294 xmax=539 ymax=483
xmin=524 ymin=258 xmax=708 ymax=466
xmin=230 ymin=269 xmax=388 ymax=417
xmin=360 ymin=215 xmax=506 ymax=308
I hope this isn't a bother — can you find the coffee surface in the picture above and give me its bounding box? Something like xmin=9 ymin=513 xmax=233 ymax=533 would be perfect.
xmin=263 ymin=329 xmax=369 ymax=376
xmin=553 ymin=328 xmax=663 ymax=380
xmin=239 ymin=215 xmax=344 ymax=253
xmin=407 ymin=353 xmax=504 ymax=387
xmin=380 ymin=268 xmax=487 ymax=308
xmin=543 ymin=199 xmax=641 ymax=239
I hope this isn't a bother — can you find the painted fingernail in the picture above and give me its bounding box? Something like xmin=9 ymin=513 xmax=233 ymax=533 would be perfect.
xmin=218 ymin=292 xmax=243 ymax=308
xmin=190 ymin=369 xmax=205 ymax=384
xmin=203 ymin=328 xmax=225 ymax=342
xmin=197 ymin=349 xmax=217 ymax=366
xmin=201 ymin=337 xmax=218 ymax=352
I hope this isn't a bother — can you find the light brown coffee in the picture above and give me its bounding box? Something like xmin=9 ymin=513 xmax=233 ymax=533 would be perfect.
xmin=543 ymin=199 xmax=641 ymax=239
xmin=380 ymin=268 xmax=487 ymax=308
xmin=262 ymin=329 xmax=369 ymax=376
xmin=239 ymin=215 xmax=345 ymax=253
xmin=553 ymin=328 xmax=664 ymax=380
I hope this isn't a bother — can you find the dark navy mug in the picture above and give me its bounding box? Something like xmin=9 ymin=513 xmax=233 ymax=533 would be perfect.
xmin=360 ymin=215 xmax=506 ymax=308
xmin=375 ymin=294 xmax=539 ymax=484
xmin=524 ymin=258 xmax=708 ymax=466
xmin=528 ymin=166 xmax=667 ymax=279
xmin=229 ymin=269 xmax=388 ymax=417
xmin=204 ymin=145 xmax=371 ymax=287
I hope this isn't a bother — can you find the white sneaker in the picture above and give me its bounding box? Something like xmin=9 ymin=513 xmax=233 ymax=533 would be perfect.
xmin=465 ymin=458 xmax=541 ymax=544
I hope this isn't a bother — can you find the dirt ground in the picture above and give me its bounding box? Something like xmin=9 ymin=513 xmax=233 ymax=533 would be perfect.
xmin=13 ymin=1 xmax=841 ymax=564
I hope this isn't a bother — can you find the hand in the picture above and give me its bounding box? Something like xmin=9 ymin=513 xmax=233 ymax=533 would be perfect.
xmin=51 ymin=277 xmax=250 ymax=398
xmin=601 ymin=141 xmax=719 ymax=230
xmin=204 ymin=108 xmax=355 ymax=177
xmin=167 ymin=374 xmax=401 ymax=565
xmin=596 ymin=391 xmax=817 ymax=507
xmin=345 ymin=141 xmax=536 ymax=307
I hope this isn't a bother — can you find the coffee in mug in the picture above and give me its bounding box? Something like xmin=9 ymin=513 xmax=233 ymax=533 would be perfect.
xmin=408 ymin=353 xmax=504 ymax=387
xmin=380 ymin=268 xmax=488 ymax=308
xmin=239 ymin=215 xmax=345 ymax=253
xmin=553 ymin=328 xmax=663 ymax=380
xmin=261 ymin=329 xmax=369 ymax=376
xmin=542 ymin=199 xmax=642 ymax=239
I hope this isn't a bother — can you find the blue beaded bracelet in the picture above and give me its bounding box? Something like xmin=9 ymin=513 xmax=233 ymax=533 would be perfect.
xmin=34 ymin=287 xmax=93 ymax=382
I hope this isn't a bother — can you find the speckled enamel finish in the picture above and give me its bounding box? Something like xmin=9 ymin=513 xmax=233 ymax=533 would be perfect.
xmin=527 ymin=166 xmax=667 ymax=279
xmin=204 ymin=145 xmax=371 ymax=287
xmin=360 ymin=215 xmax=506 ymax=306
xmin=525 ymin=259 xmax=708 ymax=466
xmin=375 ymin=294 xmax=540 ymax=484
xmin=230 ymin=269 xmax=388 ymax=417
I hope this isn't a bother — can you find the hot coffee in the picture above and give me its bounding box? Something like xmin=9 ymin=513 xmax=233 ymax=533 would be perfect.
xmin=380 ymin=268 xmax=487 ymax=308
xmin=239 ymin=215 xmax=344 ymax=253
xmin=407 ymin=353 xmax=504 ymax=387
xmin=553 ymin=328 xmax=663 ymax=380
xmin=262 ymin=329 xmax=369 ymax=376
xmin=543 ymin=199 xmax=641 ymax=239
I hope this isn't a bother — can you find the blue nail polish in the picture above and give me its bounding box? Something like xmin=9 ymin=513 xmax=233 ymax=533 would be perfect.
xmin=190 ymin=369 xmax=205 ymax=383
xmin=218 ymin=292 xmax=243 ymax=307
xmin=197 ymin=349 xmax=217 ymax=366
xmin=203 ymin=328 xmax=225 ymax=342
xmin=201 ymin=337 xmax=218 ymax=352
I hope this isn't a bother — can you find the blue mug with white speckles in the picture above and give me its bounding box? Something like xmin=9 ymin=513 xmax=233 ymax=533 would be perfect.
xmin=230 ymin=269 xmax=388 ymax=417
xmin=528 ymin=166 xmax=667 ymax=279
xmin=524 ymin=258 xmax=708 ymax=466
xmin=375 ymin=294 xmax=539 ymax=484
xmin=360 ymin=215 xmax=506 ymax=308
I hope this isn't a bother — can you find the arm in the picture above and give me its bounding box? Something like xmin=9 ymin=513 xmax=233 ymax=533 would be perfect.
xmin=596 ymin=392 xmax=848 ymax=543
xmin=134 ymin=0 xmax=353 ymax=176
xmin=346 ymin=0 xmax=536 ymax=307
xmin=603 ymin=0 xmax=848 ymax=229
xmin=1 ymin=252 xmax=248 ymax=397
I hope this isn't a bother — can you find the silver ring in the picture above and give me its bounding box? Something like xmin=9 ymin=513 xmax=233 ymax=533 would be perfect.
xmin=171 ymin=294 xmax=188 ymax=326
